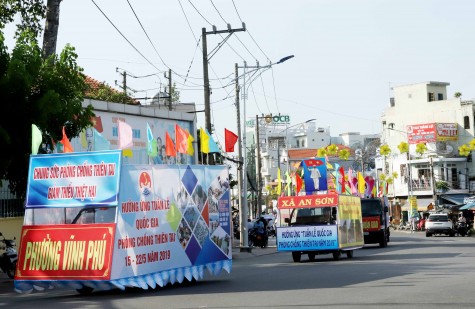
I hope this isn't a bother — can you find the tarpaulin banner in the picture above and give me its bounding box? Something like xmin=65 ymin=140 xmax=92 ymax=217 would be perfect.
xmin=16 ymin=224 xmax=115 ymax=280
xmin=26 ymin=150 xmax=122 ymax=208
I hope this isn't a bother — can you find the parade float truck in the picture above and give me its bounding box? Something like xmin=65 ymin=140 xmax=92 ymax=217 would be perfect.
xmin=360 ymin=197 xmax=390 ymax=248
xmin=14 ymin=150 xmax=232 ymax=294
xmin=276 ymin=194 xmax=363 ymax=263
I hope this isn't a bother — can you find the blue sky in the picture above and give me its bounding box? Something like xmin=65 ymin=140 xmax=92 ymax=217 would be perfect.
xmin=4 ymin=0 xmax=475 ymax=147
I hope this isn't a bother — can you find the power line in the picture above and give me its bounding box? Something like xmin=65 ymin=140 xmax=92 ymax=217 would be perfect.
xmin=210 ymin=0 xmax=257 ymax=60
xmin=126 ymin=0 xmax=168 ymax=68
xmin=270 ymin=68 xmax=280 ymax=114
xmin=231 ymin=0 xmax=270 ymax=61
xmin=259 ymin=70 xmax=271 ymax=113
xmin=90 ymin=0 xmax=162 ymax=73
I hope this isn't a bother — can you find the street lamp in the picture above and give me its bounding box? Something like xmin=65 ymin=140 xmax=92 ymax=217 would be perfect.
xmin=235 ymin=55 xmax=294 ymax=252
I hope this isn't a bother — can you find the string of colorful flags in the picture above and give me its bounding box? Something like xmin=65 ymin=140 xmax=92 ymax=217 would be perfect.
xmin=30 ymin=122 xmax=240 ymax=162
xmin=32 ymin=122 xmax=387 ymax=196
xmin=273 ymin=155 xmax=388 ymax=198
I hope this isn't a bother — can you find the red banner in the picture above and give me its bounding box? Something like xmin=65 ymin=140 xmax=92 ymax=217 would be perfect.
xmin=16 ymin=224 xmax=115 ymax=280
xmin=407 ymin=123 xmax=436 ymax=144
xmin=277 ymin=194 xmax=339 ymax=209
xmin=362 ymin=216 xmax=380 ymax=232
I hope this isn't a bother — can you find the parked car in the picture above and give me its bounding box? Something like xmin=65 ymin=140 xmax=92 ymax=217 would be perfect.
xmin=425 ymin=213 xmax=454 ymax=237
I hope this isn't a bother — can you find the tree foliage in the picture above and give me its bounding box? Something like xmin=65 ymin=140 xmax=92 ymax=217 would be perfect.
xmin=0 ymin=31 xmax=94 ymax=198
xmin=0 ymin=0 xmax=46 ymax=38
xmin=84 ymin=79 xmax=138 ymax=105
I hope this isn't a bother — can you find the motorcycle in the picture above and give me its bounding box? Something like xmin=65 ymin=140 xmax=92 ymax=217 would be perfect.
xmin=233 ymin=220 xmax=240 ymax=240
xmin=248 ymin=227 xmax=268 ymax=248
xmin=0 ymin=232 xmax=18 ymax=279
xmin=455 ymin=221 xmax=468 ymax=237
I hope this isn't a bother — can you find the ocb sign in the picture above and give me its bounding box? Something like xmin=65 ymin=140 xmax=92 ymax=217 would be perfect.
xmin=262 ymin=114 xmax=290 ymax=125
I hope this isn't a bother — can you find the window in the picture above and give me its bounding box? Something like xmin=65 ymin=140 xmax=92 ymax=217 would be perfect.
xmin=302 ymin=140 xmax=305 ymax=147
xmin=296 ymin=140 xmax=300 ymax=147
xmin=464 ymin=116 xmax=470 ymax=129
xmin=438 ymin=93 xmax=444 ymax=100
xmin=428 ymin=92 xmax=435 ymax=102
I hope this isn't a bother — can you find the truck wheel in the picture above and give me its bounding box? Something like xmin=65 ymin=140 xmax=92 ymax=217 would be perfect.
xmin=6 ymin=268 xmax=15 ymax=279
xmin=308 ymin=253 xmax=315 ymax=261
xmin=379 ymin=236 xmax=387 ymax=248
xmin=76 ymin=286 xmax=94 ymax=295
xmin=346 ymin=250 xmax=353 ymax=259
xmin=292 ymin=252 xmax=301 ymax=263
xmin=332 ymin=252 xmax=340 ymax=261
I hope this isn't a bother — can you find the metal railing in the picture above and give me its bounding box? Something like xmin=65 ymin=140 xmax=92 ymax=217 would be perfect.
xmin=0 ymin=184 xmax=24 ymax=218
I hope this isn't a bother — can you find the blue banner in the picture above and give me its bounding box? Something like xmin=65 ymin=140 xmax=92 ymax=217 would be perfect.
xmin=26 ymin=150 xmax=122 ymax=208
xmin=276 ymin=225 xmax=338 ymax=251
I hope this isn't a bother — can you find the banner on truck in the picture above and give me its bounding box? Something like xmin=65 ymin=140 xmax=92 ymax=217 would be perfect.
xmin=111 ymin=164 xmax=231 ymax=279
xmin=26 ymin=150 xmax=122 ymax=208
xmin=16 ymin=224 xmax=115 ymax=280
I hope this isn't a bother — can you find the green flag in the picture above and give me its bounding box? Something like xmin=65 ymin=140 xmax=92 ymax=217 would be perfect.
xmin=31 ymin=124 xmax=42 ymax=155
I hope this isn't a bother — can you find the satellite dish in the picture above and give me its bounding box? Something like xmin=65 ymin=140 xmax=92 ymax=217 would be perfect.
xmin=437 ymin=144 xmax=453 ymax=155
xmin=432 ymin=141 xmax=453 ymax=155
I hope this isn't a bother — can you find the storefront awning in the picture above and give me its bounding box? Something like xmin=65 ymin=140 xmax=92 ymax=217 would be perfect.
xmin=440 ymin=194 xmax=475 ymax=205
xmin=459 ymin=202 xmax=475 ymax=210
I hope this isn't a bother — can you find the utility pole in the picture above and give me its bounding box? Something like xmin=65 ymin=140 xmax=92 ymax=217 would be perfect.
xmin=256 ymin=115 xmax=263 ymax=215
xmin=235 ymin=63 xmax=249 ymax=251
xmin=165 ymin=69 xmax=172 ymax=110
xmin=42 ymin=0 xmax=61 ymax=59
xmin=202 ymin=24 xmax=246 ymax=134
xmin=121 ymin=70 xmax=127 ymax=96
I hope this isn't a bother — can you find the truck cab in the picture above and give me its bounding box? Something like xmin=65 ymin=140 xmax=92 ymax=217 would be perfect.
xmin=360 ymin=198 xmax=390 ymax=247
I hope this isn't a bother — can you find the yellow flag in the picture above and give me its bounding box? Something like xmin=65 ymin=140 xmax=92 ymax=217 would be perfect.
xmin=200 ymin=128 xmax=210 ymax=154
xmin=277 ymin=168 xmax=282 ymax=195
xmin=357 ymin=172 xmax=365 ymax=194
xmin=123 ymin=149 xmax=133 ymax=157
xmin=80 ymin=129 xmax=88 ymax=148
xmin=187 ymin=131 xmax=194 ymax=155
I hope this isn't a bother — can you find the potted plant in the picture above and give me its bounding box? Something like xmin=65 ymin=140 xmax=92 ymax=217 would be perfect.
xmin=435 ymin=180 xmax=450 ymax=192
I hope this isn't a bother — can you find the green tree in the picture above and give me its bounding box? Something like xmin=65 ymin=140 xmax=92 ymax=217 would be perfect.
xmin=0 ymin=0 xmax=46 ymax=38
xmin=0 ymin=31 xmax=94 ymax=198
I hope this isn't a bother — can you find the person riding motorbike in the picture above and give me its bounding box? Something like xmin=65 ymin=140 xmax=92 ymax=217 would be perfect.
xmin=248 ymin=217 xmax=268 ymax=248
xmin=456 ymin=214 xmax=468 ymax=236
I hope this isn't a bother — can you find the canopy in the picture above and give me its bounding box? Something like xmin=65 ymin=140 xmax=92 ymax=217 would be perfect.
xmin=459 ymin=202 xmax=475 ymax=210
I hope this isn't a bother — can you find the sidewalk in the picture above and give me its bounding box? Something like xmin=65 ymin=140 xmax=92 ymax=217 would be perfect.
xmin=231 ymin=237 xmax=277 ymax=259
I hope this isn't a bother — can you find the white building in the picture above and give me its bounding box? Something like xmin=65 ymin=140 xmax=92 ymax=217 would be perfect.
xmin=380 ymin=81 xmax=475 ymax=210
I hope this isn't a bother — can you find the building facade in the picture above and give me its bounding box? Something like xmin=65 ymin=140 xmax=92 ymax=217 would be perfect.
xmin=379 ymin=81 xmax=475 ymax=212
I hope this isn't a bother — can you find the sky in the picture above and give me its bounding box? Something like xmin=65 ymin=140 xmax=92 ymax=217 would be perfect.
xmin=4 ymin=0 xmax=475 ymax=148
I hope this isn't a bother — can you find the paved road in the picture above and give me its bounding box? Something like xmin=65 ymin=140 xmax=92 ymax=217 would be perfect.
xmin=2 ymin=231 xmax=475 ymax=308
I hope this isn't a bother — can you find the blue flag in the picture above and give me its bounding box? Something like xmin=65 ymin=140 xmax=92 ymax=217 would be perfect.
xmin=207 ymin=129 xmax=220 ymax=153
xmin=94 ymin=128 xmax=111 ymax=151
xmin=146 ymin=123 xmax=157 ymax=157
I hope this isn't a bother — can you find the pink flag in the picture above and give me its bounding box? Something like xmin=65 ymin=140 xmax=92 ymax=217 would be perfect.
xmin=118 ymin=120 xmax=133 ymax=149
xmin=348 ymin=169 xmax=358 ymax=195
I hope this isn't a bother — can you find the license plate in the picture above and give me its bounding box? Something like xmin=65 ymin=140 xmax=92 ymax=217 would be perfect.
xmin=364 ymin=232 xmax=369 ymax=235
